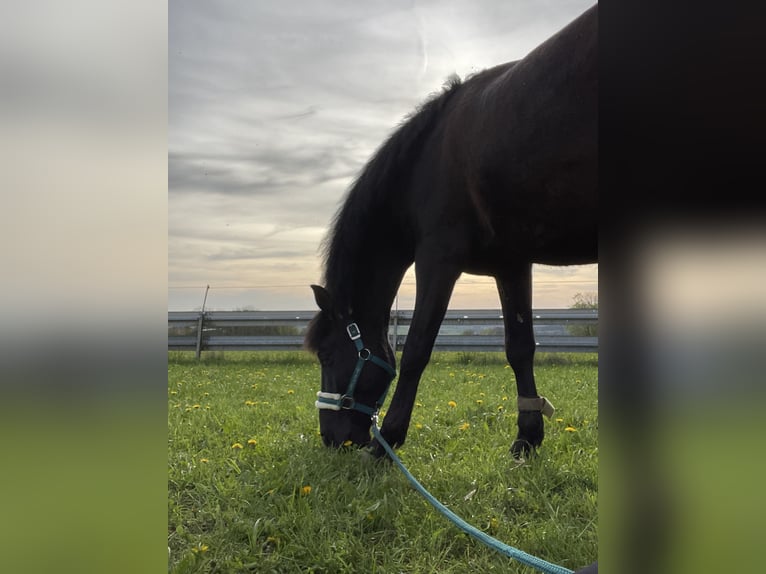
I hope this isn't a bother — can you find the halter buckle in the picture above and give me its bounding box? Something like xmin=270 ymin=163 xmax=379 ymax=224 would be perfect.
xmin=346 ymin=323 xmax=361 ymax=341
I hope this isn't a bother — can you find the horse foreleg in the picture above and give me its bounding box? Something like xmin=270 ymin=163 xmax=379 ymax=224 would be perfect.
xmin=496 ymin=266 xmax=549 ymax=458
xmin=371 ymin=262 xmax=460 ymax=457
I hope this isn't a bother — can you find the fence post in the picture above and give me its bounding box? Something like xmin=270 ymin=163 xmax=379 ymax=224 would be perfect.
xmin=195 ymin=312 xmax=205 ymax=359
xmin=195 ymin=285 xmax=210 ymax=360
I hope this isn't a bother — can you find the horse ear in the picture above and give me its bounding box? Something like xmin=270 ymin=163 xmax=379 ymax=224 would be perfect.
xmin=310 ymin=285 xmax=334 ymax=314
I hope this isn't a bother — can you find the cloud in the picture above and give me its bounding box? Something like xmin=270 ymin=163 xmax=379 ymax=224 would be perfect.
xmin=169 ymin=0 xmax=598 ymax=309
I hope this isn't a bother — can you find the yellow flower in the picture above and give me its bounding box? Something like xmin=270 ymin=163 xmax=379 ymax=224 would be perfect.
xmin=191 ymin=543 xmax=209 ymax=554
xmin=245 ymin=400 xmax=255 ymax=406
xmin=564 ymin=427 xmax=577 ymax=432
xmin=459 ymin=422 xmax=470 ymax=431
xmin=497 ymin=405 xmax=504 ymax=412
xmin=192 ymin=404 xmax=201 ymax=409
xmin=247 ymin=439 xmax=257 ymax=446
xmin=448 ymin=401 xmax=457 ymax=408
xmin=287 ymin=389 xmax=295 ymax=395
xmin=415 ymin=423 xmax=423 ymax=430
xmin=301 ymin=485 xmax=312 ymax=496
xmin=199 ymin=458 xmax=209 ymax=463
xmin=556 ymin=418 xmax=564 ymax=422
xmin=342 ymin=440 xmax=353 ymax=447
xmin=232 ymin=442 xmax=244 ymax=449
xmin=476 ymin=400 xmax=483 ymax=405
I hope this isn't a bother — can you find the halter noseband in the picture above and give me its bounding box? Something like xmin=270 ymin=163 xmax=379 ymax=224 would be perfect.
xmin=315 ymin=322 xmax=397 ymax=417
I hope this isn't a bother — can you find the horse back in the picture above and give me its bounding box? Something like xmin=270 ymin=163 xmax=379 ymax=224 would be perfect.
xmin=416 ymin=5 xmax=598 ymax=266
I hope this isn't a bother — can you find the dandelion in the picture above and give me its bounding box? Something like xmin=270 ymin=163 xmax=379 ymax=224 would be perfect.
xmin=448 ymin=401 xmax=457 ymax=408
xmin=476 ymin=400 xmax=483 ymax=405
xmin=564 ymin=426 xmax=577 ymax=432
xmin=415 ymin=423 xmax=423 ymax=430
xmin=192 ymin=404 xmax=201 ymax=409
xmin=342 ymin=440 xmax=353 ymax=447
xmin=301 ymin=485 xmax=312 ymax=496
xmin=232 ymin=442 xmax=244 ymax=449
xmin=415 ymin=402 xmax=424 ymax=408
xmin=191 ymin=543 xmax=209 ymax=554
xmin=170 ymin=391 xmax=177 ymax=395
xmin=200 ymin=458 xmax=209 ymax=463
xmin=287 ymin=389 xmax=295 ymax=395
xmin=497 ymin=405 xmax=504 ymax=412
xmin=556 ymin=418 xmax=564 ymax=422
xmin=247 ymin=439 xmax=257 ymax=446
xmin=459 ymin=422 xmax=470 ymax=431
xmin=501 ymin=396 xmax=508 ymax=401
xmin=245 ymin=400 xmax=255 ymax=406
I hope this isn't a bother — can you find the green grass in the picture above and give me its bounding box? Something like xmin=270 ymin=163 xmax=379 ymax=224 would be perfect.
xmin=168 ymin=352 xmax=598 ymax=573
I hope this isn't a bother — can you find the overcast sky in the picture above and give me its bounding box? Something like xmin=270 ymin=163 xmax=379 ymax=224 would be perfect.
xmin=169 ymin=0 xmax=598 ymax=311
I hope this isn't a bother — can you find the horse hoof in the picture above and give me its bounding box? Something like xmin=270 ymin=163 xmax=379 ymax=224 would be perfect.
xmin=510 ymin=438 xmax=535 ymax=460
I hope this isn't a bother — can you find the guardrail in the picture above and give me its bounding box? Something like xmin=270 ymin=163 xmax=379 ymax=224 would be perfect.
xmin=168 ymin=309 xmax=598 ymax=357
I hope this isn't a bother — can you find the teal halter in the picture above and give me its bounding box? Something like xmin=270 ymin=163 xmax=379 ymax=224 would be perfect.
xmin=315 ymin=322 xmax=397 ymax=417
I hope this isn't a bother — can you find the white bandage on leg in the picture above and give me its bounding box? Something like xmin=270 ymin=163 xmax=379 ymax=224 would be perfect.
xmin=517 ymin=396 xmax=556 ymax=419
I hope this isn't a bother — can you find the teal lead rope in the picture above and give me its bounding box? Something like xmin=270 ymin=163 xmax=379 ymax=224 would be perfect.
xmin=371 ymin=418 xmax=574 ymax=574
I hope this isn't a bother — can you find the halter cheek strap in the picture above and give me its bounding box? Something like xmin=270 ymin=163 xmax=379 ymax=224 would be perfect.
xmin=315 ymin=323 xmax=397 ymax=417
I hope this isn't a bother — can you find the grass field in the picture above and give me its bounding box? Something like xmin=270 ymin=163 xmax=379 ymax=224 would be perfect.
xmin=168 ymin=351 xmax=598 ymax=573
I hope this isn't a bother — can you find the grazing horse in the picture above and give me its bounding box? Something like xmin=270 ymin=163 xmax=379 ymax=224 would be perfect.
xmin=305 ymin=5 xmax=597 ymax=457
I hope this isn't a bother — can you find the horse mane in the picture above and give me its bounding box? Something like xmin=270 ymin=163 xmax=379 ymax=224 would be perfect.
xmin=320 ymin=76 xmax=463 ymax=304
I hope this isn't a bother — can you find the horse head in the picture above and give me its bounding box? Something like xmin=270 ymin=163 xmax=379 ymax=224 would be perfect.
xmin=306 ymin=285 xmax=396 ymax=448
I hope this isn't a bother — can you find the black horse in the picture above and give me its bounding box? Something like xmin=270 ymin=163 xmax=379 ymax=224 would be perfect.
xmin=306 ymin=5 xmax=597 ymax=458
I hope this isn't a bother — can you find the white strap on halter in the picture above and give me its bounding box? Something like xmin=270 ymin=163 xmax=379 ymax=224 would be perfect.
xmin=315 ymin=391 xmax=343 ymax=411
xmin=517 ymin=396 xmax=556 ymax=419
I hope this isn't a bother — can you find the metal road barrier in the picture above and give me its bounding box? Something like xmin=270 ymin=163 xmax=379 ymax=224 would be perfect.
xmin=168 ymin=309 xmax=598 ymax=358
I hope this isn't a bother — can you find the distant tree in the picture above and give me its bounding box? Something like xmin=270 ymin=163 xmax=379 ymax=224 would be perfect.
xmin=567 ymin=292 xmax=598 ymax=337
xmin=571 ymin=292 xmax=598 ymax=309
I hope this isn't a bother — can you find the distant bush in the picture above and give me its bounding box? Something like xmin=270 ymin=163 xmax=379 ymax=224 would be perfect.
xmin=567 ymin=292 xmax=598 ymax=337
